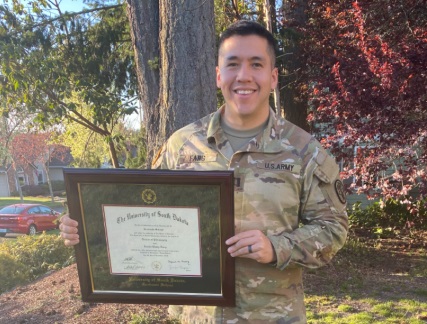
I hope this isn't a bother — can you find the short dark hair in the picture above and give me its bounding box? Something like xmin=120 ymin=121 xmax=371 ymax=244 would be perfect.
xmin=219 ymin=20 xmax=277 ymax=67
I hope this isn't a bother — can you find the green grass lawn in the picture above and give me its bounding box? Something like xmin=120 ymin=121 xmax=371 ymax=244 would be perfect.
xmin=0 ymin=196 xmax=65 ymax=209
xmin=304 ymin=236 xmax=427 ymax=323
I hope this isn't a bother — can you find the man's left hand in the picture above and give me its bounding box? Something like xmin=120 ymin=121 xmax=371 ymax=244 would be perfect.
xmin=225 ymin=230 xmax=277 ymax=264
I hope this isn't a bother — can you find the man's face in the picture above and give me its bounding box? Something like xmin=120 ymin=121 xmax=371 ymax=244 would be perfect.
xmin=216 ymin=35 xmax=278 ymax=127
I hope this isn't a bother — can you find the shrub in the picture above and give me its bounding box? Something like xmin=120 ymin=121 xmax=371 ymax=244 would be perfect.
xmin=21 ymin=184 xmax=48 ymax=196
xmin=0 ymin=253 xmax=30 ymax=293
xmin=51 ymin=180 xmax=65 ymax=191
xmin=40 ymin=180 xmax=65 ymax=192
xmin=348 ymin=197 xmax=427 ymax=236
xmin=0 ymin=233 xmax=75 ymax=293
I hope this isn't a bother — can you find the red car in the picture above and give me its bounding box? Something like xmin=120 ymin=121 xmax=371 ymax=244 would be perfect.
xmin=0 ymin=204 xmax=60 ymax=236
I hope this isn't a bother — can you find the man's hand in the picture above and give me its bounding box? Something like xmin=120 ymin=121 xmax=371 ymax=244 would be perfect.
xmin=59 ymin=214 xmax=80 ymax=246
xmin=225 ymin=230 xmax=277 ymax=264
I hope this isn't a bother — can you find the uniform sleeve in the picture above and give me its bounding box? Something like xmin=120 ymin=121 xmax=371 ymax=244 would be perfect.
xmin=151 ymin=138 xmax=179 ymax=170
xmin=151 ymin=128 xmax=191 ymax=170
xmin=268 ymin=149 xmax=348 ymax=270
xmin=151 ymin=143 xmax=168 ymax=169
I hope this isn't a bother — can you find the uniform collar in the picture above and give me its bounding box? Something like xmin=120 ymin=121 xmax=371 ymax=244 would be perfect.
xmin=206 ymin=106 xmax=224 ymax=140
xmin=207 ymin=106 xmax=285 ymax=153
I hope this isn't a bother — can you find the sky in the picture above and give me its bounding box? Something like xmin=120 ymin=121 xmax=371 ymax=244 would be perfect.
xmin=20 ymin=0 xmax=86 ymax=14
xmin=57 ymin=0 xmax=86 ymax=13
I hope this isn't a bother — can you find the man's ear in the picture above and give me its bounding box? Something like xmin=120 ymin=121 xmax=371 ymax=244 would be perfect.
xmin=271 ymin=67 xmax=278 ymax=89
xmin=216 ymin=66 xmax=221 ymax=88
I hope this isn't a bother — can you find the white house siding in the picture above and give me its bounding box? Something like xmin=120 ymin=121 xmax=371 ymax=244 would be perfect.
xmin=346 ymin=193 xmax=377 ymax=209
xmin=0 ymin=173 xmax=10 ymax=197
xmin=48 ymin=167 xmax=65 ymax=182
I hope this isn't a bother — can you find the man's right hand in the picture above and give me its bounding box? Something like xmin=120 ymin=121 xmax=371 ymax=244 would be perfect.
xmin=59 ymin=214 xmax=80 ymax=246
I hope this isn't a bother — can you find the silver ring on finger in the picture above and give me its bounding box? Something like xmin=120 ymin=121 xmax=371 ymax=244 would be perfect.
xmin=248 ymin=245 xmax=253 ymax=253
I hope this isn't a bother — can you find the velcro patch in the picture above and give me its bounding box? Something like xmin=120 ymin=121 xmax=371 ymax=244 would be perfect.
xmin=178 ymin=154 xmax=217 ymax=164
xmin=257 ymin=162 xmax=301 ymax=174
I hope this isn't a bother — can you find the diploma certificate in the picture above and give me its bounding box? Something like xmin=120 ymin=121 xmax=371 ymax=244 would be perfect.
xmin=63 ymin=168 xmax=235 ymax=306
xmin=103 ymin=206 xmax=201 ymax=276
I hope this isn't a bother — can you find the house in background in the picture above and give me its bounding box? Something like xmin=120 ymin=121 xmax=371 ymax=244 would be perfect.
xmin=0 ymin=166 xmax=11 ymax=197
xmin=0 ymin=163 xmax=37 ymax=197
xmin=40 ymin=152 xmax=74 ymax=184
xmin=0 ymin=148 xmax=73 ymax=197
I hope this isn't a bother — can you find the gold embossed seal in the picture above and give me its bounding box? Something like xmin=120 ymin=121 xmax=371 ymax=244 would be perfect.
xmin=152 ymin=261 xmax=162 ymax=271
xmin=141 ymin=189 xmax=156 ymax=204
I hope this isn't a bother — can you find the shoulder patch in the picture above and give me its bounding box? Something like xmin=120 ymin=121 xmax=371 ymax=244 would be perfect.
xmin=334 ymin=180 xmax=347 ymax=204
xmin=314 ymin=153 xmax=339 ymax=183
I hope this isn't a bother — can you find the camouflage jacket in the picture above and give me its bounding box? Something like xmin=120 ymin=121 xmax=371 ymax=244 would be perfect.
xmin=152 ymin=107 xmax=348 ymax=324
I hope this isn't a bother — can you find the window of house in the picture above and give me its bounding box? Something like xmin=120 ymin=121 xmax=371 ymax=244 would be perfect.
xmin=38 ymin=172 xmax=43 ymax=184
xmin=18 ymin=174 xmax=26 ymax=187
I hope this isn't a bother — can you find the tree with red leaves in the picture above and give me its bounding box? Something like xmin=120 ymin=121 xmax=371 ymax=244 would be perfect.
xmin=11 ymin=133 xmax=68 ymax=202
xmin=302 ymin=0 xmax=426 ymax=219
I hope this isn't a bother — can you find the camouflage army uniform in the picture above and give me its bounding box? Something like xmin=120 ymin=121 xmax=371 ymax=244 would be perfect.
xmin=152 ymin=106 xmax=348 ymax=324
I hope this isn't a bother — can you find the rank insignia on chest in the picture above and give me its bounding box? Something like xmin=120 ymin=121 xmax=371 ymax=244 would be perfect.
xmin=234 ymin=176 xmax=245 ymax=192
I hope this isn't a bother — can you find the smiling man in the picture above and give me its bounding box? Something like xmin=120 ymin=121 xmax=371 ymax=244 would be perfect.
xmin=217 ymin=33 xmax=278 ymax=130
xmin=60 ymin=20 xmax=348 ymax=324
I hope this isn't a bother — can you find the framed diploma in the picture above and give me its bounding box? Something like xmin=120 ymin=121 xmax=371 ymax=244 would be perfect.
xmin=63 ymin=168 xmax=235 ymax=306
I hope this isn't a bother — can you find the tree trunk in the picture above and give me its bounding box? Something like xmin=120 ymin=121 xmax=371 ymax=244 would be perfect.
xmin=280 ymin=0 xmax=309 ymax=130
xmin=126 ymin=0 xmax=217 ymax=167
xmin=0 ymin=116 xmax=7 ymax=166
xmin=12 ymin=166 xmax=24 ymax=202
xmin=107 ymin=138 xmax=120 ymax=168
xmin=43 ymin=164 xmax=55 ymax=203
xmin=263 ymin=0 xmax=281 ymax=114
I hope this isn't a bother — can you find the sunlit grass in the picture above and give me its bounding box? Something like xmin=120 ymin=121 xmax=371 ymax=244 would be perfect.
xmin=336 ymin=304 xmax=355 ymax=312
xmin=343 ymin=312 xmax=374 ymax=324
xmin=371 ymin=301 xmax=397 ymax=317
xmin=0 ymin=196 xmax=64 ymax=208
xmin=306 ymin=297 xmax=427 ymax=323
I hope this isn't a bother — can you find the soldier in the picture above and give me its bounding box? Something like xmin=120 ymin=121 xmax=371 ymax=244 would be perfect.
xmin=60 ymin=20 xmax=348 ymax=323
